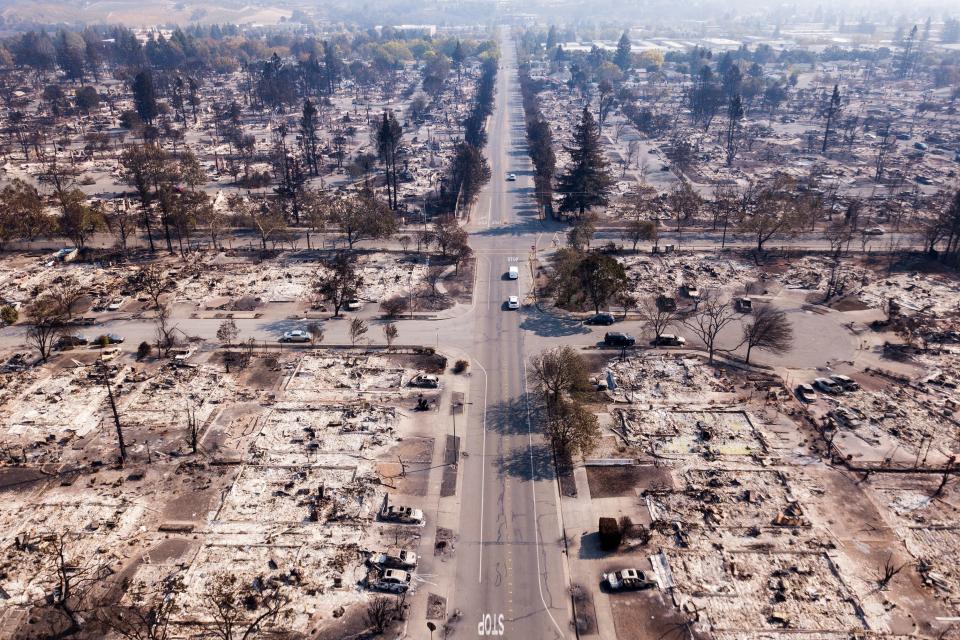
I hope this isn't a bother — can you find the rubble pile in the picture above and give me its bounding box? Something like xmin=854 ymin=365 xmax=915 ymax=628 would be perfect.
xmin=780 ymin=256 xmax=868 ymax=292
xmin=667 ymin=550 xmax=867 ymax=632
xmin=607 ymin=354 xmax=737 ymax=403
xmin=619 ymin=252 xmax=760 ymax=297
xmin=829 ymin=386 xmax=960 ymax=463
xmin=616 ymin=408 xmax=766 ymax=458
xmin=859 ymin=271 xmax=960 ymax=316
xmin=174 ymin=253 xmax=426 ymax=307
xmin=649 ymin=468 xmax=807 ymax=531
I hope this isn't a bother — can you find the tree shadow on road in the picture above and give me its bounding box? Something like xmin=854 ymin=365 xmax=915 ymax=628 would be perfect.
xmin=496 ymin=440 xmax=555 ymax=482
xmin=484 ymin=396 xmax=557 ymax=482
xmin=485 ymin=396 xmax=532 ymax=437
xmin=518 ymin=306 xmax=591 ymax=338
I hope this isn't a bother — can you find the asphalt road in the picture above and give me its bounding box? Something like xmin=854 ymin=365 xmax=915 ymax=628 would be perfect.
xmin=448 ymin=42 xmax=570 ymax=639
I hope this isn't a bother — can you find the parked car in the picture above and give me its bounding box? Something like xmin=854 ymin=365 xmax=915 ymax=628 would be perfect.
xmin=656 ymin=296 xmax=677 ymax=311
xmin=585 ymin=313 xmax=615 ymax=326
xmin=507 ymin=295 xmax=520 ymax=310
xmin=604 ymin=332 xmax=636 ymax=348
xmin=863 ymin=227 xmax=885 ymax=236
xmin=602 ymin=568 xmax=655 ymax=591
xmin=56 ymin=334 xmax=88 ymax=348
xmin=650 ymin=334 xmax=686 ymax=347
xmin=409 ymin=373 xmax=439 ymax=389
xmin=795 ymin=384 xmax=817 ymax=403
xmin=106 ymin=298 xmax=125 ymax=311
xmin=380 ymin=504 xmax=425 ymax=525
xmin=369 ymin=548 xmax=418 ymax=570
xmin=813 ymin=377 xmax=843 ymax=395
xmin=829 ymin=406 xmax=864 ymax=428
xmin=94 ymin=333 xmax=124 ymax=344
xmin=829 ymin=374 xmax=860 ymax=391
xmin=345 ymin=299 xmax=363 ymax=311
xmin=506 ymin=173 xmax=517 ymax=181
xmin=734 ymin=297 xmax=753 ymax=313
xmin=372 ymin=569 xmax=412 ymax=593
xmin=98 ymin=347 xmax=121 ymax=361
xmin=280 ymin=330 xmax=311 ymax=343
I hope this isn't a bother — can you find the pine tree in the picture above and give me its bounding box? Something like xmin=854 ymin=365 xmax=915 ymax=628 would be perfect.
xmin=300 ymin=99 xmax=321 ymax=176
xmin=546 ymin=26 xmax=558 ymax=50
xmin=376 ymin=112 xmax=403 ymax=210
xmin=557 ymin=108 xmax=614 ymax=218
xmin=613 ymin=31 xmax=632 ymax=72
xmin=452 ymin=40 xmax=465 ymax=86
xmin=132 ymin=69 xmax=158 ymax=124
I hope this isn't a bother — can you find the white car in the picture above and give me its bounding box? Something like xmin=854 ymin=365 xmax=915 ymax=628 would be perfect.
xmin=602 ymin=568 xmax=655 ymax=591
xmin=506 ymin=173 xmax=517 ymax=181
xmin=864 ymin=227 xmax=885 ymax=236
xmin=372 ymin=569 xmax=412 ymax=593
xmin=280 ymin=330 xmax=311 ymax=343
xmin=507 ymin=295 xmax=520 ymax=309
xmin=813 ymin=377 xmax=843 ymax=395
xmin=369 ymin=548 xmax=418 ymax=570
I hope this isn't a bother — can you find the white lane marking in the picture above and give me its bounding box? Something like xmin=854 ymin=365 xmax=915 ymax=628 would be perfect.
xmin=521 ymin=353 xmax=566 ymax=639
xmin=477 ymin=254 xmax=493 ymax=583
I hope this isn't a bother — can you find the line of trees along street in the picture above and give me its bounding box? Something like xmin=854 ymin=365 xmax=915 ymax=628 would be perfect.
xmin=436 ymin=52 xmax=497 ymax=216
xmin=518 ymin=62 xmax=557 ymax=219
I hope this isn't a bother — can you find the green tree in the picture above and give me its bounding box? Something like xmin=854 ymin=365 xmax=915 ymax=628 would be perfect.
xmin=375 ymin=111 xmax=403 ymax=210
xmin=613 ymin=31 xmax=632 ymax=72
xmin=315 ymin=251 xmax=362 ymax=317
xmin=527 ymin=345 xmax=589 ymax=407
xmin=547 ymin=399 xmax=600 ymax=457
xmin=557 ymin=108 xmax=614 ymax=218
xmin=576 ymin=253 xmax=627 ymax=313
xmin=445 ymin=142 xmax=491 ymax=214
xmin=132 ymin=69 xmax=159 ymax=124
xmin=330 ymin=193 xmax=397 ymax=249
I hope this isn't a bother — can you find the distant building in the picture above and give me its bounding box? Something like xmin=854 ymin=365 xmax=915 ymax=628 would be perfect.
xmin=392 ymin=24 xmax=437 ymax=37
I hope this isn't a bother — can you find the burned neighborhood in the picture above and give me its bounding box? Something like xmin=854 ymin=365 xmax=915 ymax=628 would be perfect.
xmin=0 ymin=1 xmax=959 ymax=639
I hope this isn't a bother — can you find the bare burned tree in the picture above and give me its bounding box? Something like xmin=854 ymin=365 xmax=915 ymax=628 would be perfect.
xmin=383 ymin=322 xmax=399 ymax=348
xmin=154 ymin=302 xmax=178 ymax=358
xmin=681 ymin=290 xmax=739 ymax=363
xmin=217 ymin=319 xmax=239 ymax=346
xmin=185 ymin=402 xmax=200 ymax=454
xmin=349 ymin=316 xmax=368 ymax=346
xmin=740 ymin=305 xmax=794 ymax=364
xmin=366 ymin=595 xmax=394 ymax=635
xmin=876 ymin=554 xmax=908 ymax=590
xmin=932 ymin=467 xmax=955 ymax=499
xmin=823 ymin=223 xmax=854 ymax=302
xmin=24 ymin=293 xmax=67 ymax=362
xmin=203 ymin=572 xmax=291 ymax=640
xmin=99 ymin=573 xmax=184 ymax=640
xmin=34 ymin=531 xmax=113 ymax=637
xmin=307 ymin=322 xmax=325 ymax=346
xmin=639 ymin=296 xmax=679 ymax=342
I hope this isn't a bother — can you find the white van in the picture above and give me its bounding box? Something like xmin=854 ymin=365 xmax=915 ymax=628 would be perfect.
xmin=508 ymin=266 xmax=519 ymax=279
